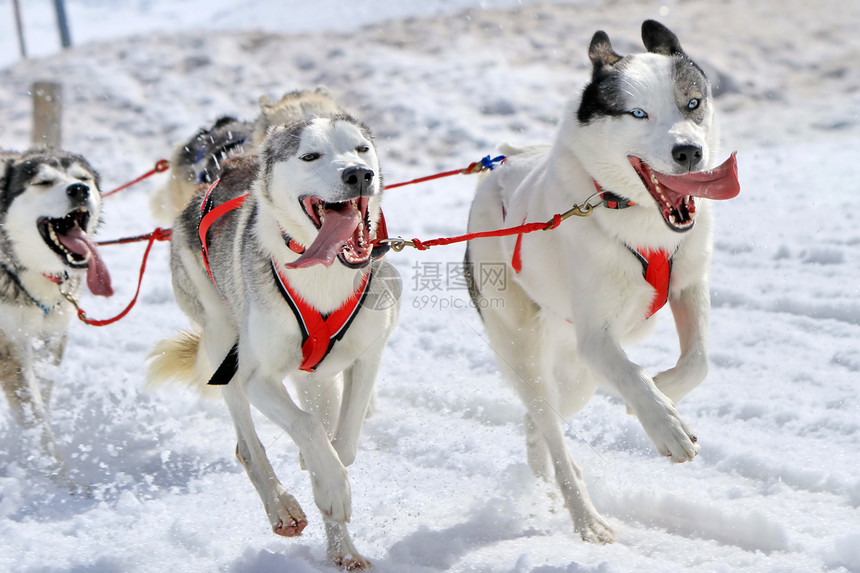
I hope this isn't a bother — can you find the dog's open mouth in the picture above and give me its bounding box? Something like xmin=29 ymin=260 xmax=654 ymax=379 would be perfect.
xmin=37 ymin=209 xmax=113 ymax=296
xmin=284 ymin=196 xmax=373 ymax=269
xmin=628 ymin=153 xmax=740 ymax=232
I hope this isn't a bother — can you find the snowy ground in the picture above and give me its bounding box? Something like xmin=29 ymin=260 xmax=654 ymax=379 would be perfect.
xmin=0 ymin=1 xmax=858 ymax=572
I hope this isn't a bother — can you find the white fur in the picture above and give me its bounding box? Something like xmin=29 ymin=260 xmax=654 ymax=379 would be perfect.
xmin=467 ymin=45 xmax=720 ymax=543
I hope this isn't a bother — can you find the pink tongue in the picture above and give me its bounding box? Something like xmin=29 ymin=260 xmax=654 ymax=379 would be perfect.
xmin=283 ymin=207 xmax=360 ymax=269
xmin=654 ymin=152 xmax=740 ymax=202
xmin=58 ymin=227 xmax=114 ymax=297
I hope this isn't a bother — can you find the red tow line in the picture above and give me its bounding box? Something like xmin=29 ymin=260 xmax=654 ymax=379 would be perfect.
xmin=65 ymin=228 xmax=172 ymax=326
xmin=102 ymin=159 xmax=170 ymax=199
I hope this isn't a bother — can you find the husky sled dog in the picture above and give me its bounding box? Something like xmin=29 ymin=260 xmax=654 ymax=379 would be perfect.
xmin=148 ymin=114 xmax=399 ymax=569
xmin=149 ymin=87 xmax=345 ymax=225
xmin=0 ymin=148 xmax=113 ymax=484
xmin=466 ymin=20 xmax=740 ymax=542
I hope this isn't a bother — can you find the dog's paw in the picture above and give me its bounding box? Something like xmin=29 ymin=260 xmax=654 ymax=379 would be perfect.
xmin=269 ymin=490 xmax=308 ymax=537
xmin=333 ymin=553 xmax=372 ymax=571
xmin=575 ymin=513 xmax=615 ymax=544
xmin=326 ymin=520 xmax=371 ymax=570
xmin=635 ymin=397 xmax=699 ymax=463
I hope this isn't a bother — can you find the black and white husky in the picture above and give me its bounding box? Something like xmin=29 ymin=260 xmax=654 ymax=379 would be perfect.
xmin=466 ymin=21 xmax=740 ymax=542
xmin=0 ymin=148 xmax=112 ymax=485
xmin=148 ymin=115 xmax=400 ymax=569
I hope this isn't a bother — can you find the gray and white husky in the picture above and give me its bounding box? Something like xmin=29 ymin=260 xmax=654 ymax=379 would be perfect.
xmin=148 ymin=114 xmax=400 ymax=569
xmin=0 ymin=148 xmax=112 ymax=485
xmin=466 ymin=20 xmax=740 ymax=542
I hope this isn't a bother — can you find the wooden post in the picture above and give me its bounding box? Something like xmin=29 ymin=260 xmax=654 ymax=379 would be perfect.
xmin=31 ymin=82 xmax=63 ymax=148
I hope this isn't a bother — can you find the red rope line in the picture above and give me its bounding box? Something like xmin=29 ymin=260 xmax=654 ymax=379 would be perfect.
xmin=386 ymin=156 xmax=504 ymax=190
xmin=96 ymin=228 xmax=172 ymax=246
xmin=376 ymin=213 xmax=564 ymax=251
xmin=386 ymin=167 xmax=469 ymax=190
xmin=102 ymin=159 xmax=170 ymax=198
xmin=76 ymin=228 xmax=172 ymax=326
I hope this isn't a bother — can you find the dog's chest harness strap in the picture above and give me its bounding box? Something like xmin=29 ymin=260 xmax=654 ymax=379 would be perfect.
xmin=0 ymin=262 xmax=64 ymax=315
xmin=627 ymin=246 xmax=672 ymax=318
xmin=198 ymin=181 xmax=307 ymax=283
xmin=592 ymin=181 xmax=671 ymax=318
xmin=198 ymin=180 xmax=250 ymax=284
xmin=271 ymin=260 xmax=372 ymax=372
xmin=198 ymin=179 xmax=381 ymax=380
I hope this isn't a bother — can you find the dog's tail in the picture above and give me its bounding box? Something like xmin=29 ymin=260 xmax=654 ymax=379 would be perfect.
xmin=146 ymin=330 xmax=220 ymax=398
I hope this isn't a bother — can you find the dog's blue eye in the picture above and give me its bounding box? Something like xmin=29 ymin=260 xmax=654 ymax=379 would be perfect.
xmin=631 ymin=109 xmax=648 ymax=119
xmin=356 ymin=145 xmax=369 ymax=153
xmin=687 ymin=98 xmax=700 ymax=110
xmin=300 ymin=153 xmax=320 ymax=162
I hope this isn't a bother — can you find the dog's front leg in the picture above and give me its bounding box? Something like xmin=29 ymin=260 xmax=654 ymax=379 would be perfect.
xmin=243 ymin=370 xmax=353 ymax=525
xmin=0 ymin=335 xmax=69 ymax=478
xmin=222 ymin=379 xmax=308 ymax=537
xmin=332 ymin=344 xmax=385 ymax=468
xmin=243 ymin=370 xmax=370 ymax=567
xmin=579 ymin=328 xmax=699 ymax=463
xmin=654 ymin=281 xmax=709 ymax=404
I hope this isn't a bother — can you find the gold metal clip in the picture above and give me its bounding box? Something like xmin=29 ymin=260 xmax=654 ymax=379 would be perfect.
xmin=377 ymin=237 xmax=415 ymax=252
xmin=59 ymin=287 xmax=88 ymax=322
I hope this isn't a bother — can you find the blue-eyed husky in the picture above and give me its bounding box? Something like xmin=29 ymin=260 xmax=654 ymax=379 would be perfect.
xmin=466 ymin=20 xmax=740 ymax=542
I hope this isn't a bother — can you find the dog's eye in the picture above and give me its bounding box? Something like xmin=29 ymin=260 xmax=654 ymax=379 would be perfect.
xmin=300 ymin=153 xmax=320 ymax=162
xmin=34 ymin=179 xmax=55 ymax=187
xmin=356 ymin=145 xmax=369 ymax=154
xmin=687 ymin=98 xmax=700 ymax=110
xmin=630 ymin=108 xmax=648 ymax=119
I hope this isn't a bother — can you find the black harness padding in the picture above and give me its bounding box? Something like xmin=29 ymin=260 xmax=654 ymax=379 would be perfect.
xmin=208 ymin=342 xmax=239 ymax=386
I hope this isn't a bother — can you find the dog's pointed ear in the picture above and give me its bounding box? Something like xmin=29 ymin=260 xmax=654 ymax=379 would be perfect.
xmin=588 ymin=31 xmax=623 ymax=68
xmin=0 ymin=154 xmax=14 ymax=198
xmin=642 ymin=20 xmax=684 ymax=56
xmin=258 ymin=94 xmax=274 ymax=109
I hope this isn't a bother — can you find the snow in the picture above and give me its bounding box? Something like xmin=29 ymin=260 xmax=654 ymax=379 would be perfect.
xmin=1 ymin=0 xmax=859 ymax=572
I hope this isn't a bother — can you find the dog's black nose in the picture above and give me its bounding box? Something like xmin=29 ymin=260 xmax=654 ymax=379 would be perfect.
xmin=672 ymin=144 xmax=703 ymax=172
xmin=341 ymin=166 xmax=375 ymax=196
xmin=66 ymin=183 xmax=90 ymax=202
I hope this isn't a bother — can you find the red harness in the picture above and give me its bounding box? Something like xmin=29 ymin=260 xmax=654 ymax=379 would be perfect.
xmin=197 ymin=180 xmax=383 ymax=379
xmin=271 ymin=259 xmax=372 ymax=372
xmin=506 ymin=182 xmax=672 ymax=319
xmin=626 ymin=247 xmax=672 ymax=318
